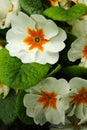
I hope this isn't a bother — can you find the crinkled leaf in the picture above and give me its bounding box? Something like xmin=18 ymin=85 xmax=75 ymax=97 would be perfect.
xmin=44 ymin=4 xmax=87 ymax=21
xmin=16 ymin=91 xmax=34 ymax=125
xmin=19 ymin=0 xmax=44 ymax=15
xmin=0 ymin=90 xmax=17 ymax=125
xmin=0 ymin=49 xmax=51 ymax=89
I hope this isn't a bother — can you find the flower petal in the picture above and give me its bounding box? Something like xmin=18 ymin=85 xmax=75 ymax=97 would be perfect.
xmin=68 ymin=36 xmax=87 ymax=62
xmin=35 ymin=51 xmax=59 ymax=64
xmin=69 ymin=77 xmax=87 ymax=90
xmin=46 ymin=106 xmax=65 ymax=124
xmin=11 ymin=12 xmax=36 ymax=32
xmin=23 ymin=94 xmax=40 ymax=117
xmin=34 ymin=105 xmax=47 ymax=125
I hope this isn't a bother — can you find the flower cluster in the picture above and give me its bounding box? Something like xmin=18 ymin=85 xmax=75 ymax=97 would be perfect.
xmin=0 ymin=0 xmax=87 ymax=128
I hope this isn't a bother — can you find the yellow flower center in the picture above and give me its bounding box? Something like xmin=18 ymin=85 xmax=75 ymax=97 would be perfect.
xmin=70 ymin=87 xmax=87 ymax=104
xmin=37 ymin=90 xmax=57 ymax=109
xmin=23 ymin=28 xmax=49 ymax=51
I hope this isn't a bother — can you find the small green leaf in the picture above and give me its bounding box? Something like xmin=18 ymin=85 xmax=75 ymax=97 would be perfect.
xmin=0 ymin=49 xmax=51 ymax=89
xmin=19 ymin=0 xmax=44 ymax=15
xmin=16 ymin=91 xmax=34 ymax=125
xmin=47 ymin=64 xmax=61 ymax=76
xmin=59 ymin=65 xmax=87 ymax=79
xmin=44 ymin=4 xmax=87 ymax=21
xmin=0 ymin=90 xmax=17 ymax=125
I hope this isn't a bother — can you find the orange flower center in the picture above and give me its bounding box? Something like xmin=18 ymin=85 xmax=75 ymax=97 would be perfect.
xmin=23 ymin=28 xmax=49 ymax=51
xmin=70 ymin=87 xmax=87 ymax=104
xmin=37 ymin=90 xmax=57 ymax=109
xmin=76 ymin=0 xmax=79 ymax=3
xmin=49 ymin=0 xmax=60 ymax=6
xmin=82 ymin=45 xmax=87 ymax=59
xmin=0 ymin=83 xmax=3 ymax=88
xmin=8 ymin=4 xmax=14 ymax=12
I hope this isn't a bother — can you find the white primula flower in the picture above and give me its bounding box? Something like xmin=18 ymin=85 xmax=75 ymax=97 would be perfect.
xmin=23 ymin=77 xmax=70 ymax=125
xmin=68 ymin=77 xmax=87 ymax=124
xmin=72 ymin=0 xmax=87 ymax=5
xmin=0 ymin=83 xmax=10 ymax=99
xmin=68 ymin=18 xmax=87 ymax=67
xmin=68 ymin=19 xmax=87 ymax=38
xmin=68 ymin=36 xmax=87 ymax=67
xmin=0 ymin=0 xmax=20 ymax=29
xmin=6 ymin=12 xmax=67 ymax=65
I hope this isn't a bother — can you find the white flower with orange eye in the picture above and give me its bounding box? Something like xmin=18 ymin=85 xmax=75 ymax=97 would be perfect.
xmin=68 ymin=77 xmax=87 ymax=124
xmin=6 ymin=12 xmax=66 ymax=65
xmin=68 ymin=36 xmax=87 ymax=67
xmin=0 ymin=0 xmax=20 ymax=29
xmin=0 ymin=83 xmax=10 ymax=99
xmin=67 ymin=18 xmax=87 ymax=67
xmin=72 ymin=0 xmax=87 ymax=5
xmin=23 ymin=77 xmax=70 ymax=125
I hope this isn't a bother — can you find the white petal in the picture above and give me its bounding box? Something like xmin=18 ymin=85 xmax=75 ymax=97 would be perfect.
xmin=75 ymin=104 xmax=84 ymax=120
xmin=11 ymin=12 xmax=36 ymax=32
xmin=23 ymin=94 xmax=40 ymax=117
xmin=0 ymin=0 xmax=11 ymax=18
xmin=6 ymin=29 xmax=27 ymax=53
xmin=69 ymin=77 xmax=87 ymax=90
xmin=68 ymin=19 xmax=87 ymax=37
xmin=35 ymin=51 xmax=59 ymax=64
xmin=68 ymin=36 xmax=87 ymax=62
xmin=43 ymin=20 xmax=59 ymax=39
xmin=46 ymin=106 xmax=65 ymax=124
xmin=34 ymin=105 xmax=47 ymax=125
xmin=51 ymin=27 xmax=67 ymax=41
xmin=31 ymin=14 xmax=59 ymax=39
xmin=36 ymin=19 xmax=59 ymax=39
xmin=18 ymin=49 xmax=37 ymax=63
xmin=44 ymin=41 xmax=65 ymax=53
xmin=11 ymin=0 xmax=20 ymax=12
xmin=43 ymin=28 xmax=66 ymax=53
xmin=31 ymin=14 xmax=47 ymax=23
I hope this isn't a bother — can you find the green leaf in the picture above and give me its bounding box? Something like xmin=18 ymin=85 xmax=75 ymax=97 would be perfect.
xmin=16 ymin=91 xmax=34 ymax=125
xmin=0 ymin=90 xmax=17 ymax=125
xmin=59 ymin=65 xmax=87 ymax=79
xmin=0 ymin=49 xmax=51 ymax=89
xmin=43 ymin=4 xmax=87 ymax=21
xmin=47 ymin=64 xmax=61 ymax=77
xmin=19 ymin=0 xmax=44 ymax=15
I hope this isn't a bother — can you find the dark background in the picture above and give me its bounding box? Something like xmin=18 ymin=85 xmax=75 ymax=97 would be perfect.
xmin=0 ymin=119 xmax=50 ymax=130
